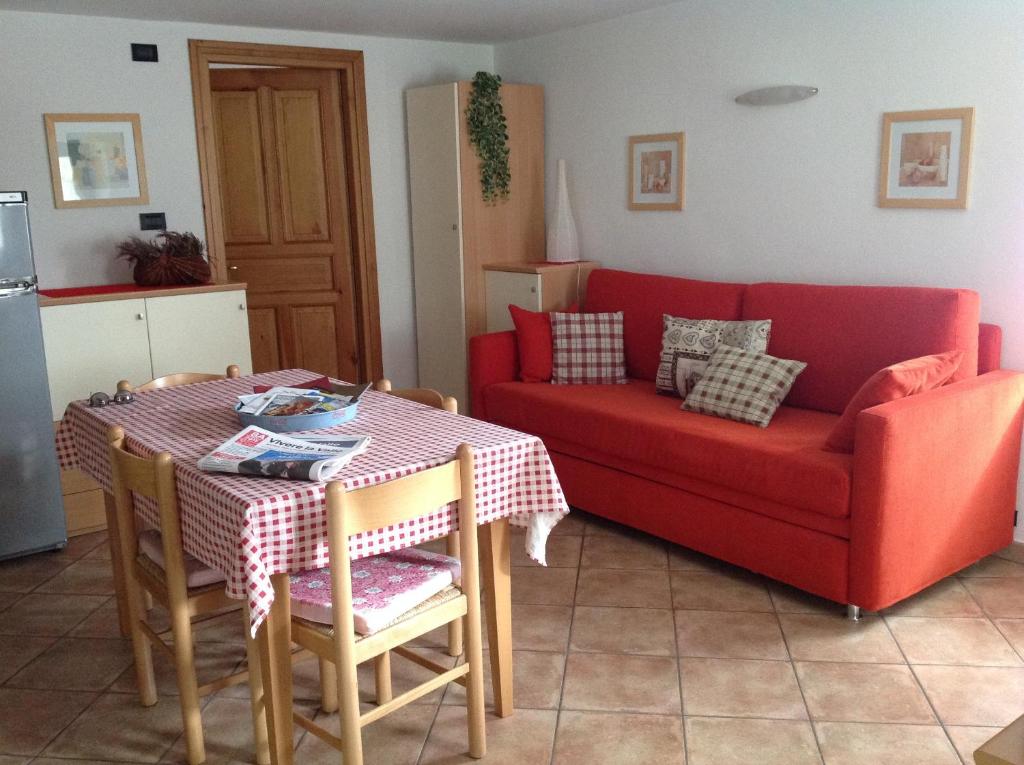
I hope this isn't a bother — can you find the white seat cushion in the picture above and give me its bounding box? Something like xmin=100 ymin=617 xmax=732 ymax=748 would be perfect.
xmin=137 ymin=529 xmax=226 ymax=589
xmin=289 ymin=548 xmax=462 ymax=635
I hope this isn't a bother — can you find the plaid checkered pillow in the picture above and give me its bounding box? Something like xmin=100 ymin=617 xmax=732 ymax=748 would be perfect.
xmin=551 ymin=311 xmax=628 ymax=385
xmin=682 ymin=345 xmax=806 ymax=427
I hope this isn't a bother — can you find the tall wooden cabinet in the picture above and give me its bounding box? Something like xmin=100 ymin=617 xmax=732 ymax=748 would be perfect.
xmin=406 ymin=81 xmax=545 ymax=408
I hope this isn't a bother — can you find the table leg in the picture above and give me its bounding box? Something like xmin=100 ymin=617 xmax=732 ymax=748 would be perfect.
xmin=102 ymin=492 xmax=131 ymax=637
xmin=480 ymin=517 xmax=514 ymax=717
xmin=255 ymin=573 xmax=295 ymax=765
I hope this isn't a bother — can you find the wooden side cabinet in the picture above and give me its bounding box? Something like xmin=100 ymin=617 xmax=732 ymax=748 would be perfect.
xmin=39 ymin=283 xmax=253 ymax=536
xmin=484 ymin=261 xmax=600 ymax=332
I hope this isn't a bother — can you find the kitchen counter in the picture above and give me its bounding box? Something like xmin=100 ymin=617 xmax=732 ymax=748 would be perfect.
xmin=38 ymin=282 xmax=246 ymax=307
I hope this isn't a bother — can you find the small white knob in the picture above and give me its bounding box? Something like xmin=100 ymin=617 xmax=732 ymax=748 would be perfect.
xmin=135 ymin=313 xmax=144 ymax=320
xmin=239 ymin=304 xmax=245 ymax=310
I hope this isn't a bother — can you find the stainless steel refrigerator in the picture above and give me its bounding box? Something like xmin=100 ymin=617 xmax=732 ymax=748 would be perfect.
xmin=0 ymin=191 xmax=67 ymax=559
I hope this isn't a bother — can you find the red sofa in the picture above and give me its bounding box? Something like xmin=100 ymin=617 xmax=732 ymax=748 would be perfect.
xmin=470 ymin=268 xmax=1024 ymax=613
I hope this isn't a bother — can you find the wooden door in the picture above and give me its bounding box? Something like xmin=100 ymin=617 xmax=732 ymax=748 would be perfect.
xmin=210 ymin=68 xmax=361 ymax=380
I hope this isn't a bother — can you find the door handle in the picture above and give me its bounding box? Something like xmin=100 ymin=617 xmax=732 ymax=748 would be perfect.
xmin=229 ymin=265 xmax=239 ymax=271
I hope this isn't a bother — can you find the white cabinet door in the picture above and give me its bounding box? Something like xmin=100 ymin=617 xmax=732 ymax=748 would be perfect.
xmin=485 ymin=271 xmax=541 ymax=331
xmin=40 ymin=299 xmax=153 ymax=420
xmin=146 ymin=290 xmax=253 ymax=379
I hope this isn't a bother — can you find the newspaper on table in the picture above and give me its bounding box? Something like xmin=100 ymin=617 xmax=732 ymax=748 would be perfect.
xmin=198 ymin=425 xmax=371 ymax=482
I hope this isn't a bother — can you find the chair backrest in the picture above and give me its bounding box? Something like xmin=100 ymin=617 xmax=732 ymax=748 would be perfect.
xmin=107 ymin=426 xmax=190 ymax=597
xmin=324 ymin=443 xmax=477 ymax=636
xmin=119 ymin=364 xmax=241 ymax=393
xmin=374 ymin=378 xmax=457 ymax=414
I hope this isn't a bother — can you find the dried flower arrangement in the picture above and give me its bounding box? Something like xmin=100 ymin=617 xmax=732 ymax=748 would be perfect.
xmin=117 ymin=230 xmax=212 ymax=287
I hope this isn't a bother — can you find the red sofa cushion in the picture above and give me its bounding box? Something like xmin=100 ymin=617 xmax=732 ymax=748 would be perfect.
xmin=508 ymin=303 xmax=577 ymax=383
xmin=485 ymin=379 xmax=852 ymax=520
xmin=585 ymin=269 xmax=746 ymax=381
xmin=742 ymin=283 xmax=979 ymax=413
xmin=824 ymin=350 xmax=964 ymax=453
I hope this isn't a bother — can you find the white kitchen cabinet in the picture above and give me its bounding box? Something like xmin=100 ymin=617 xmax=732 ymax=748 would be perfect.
xmin=146 ymin=289 xmax=252 ymax=380
xmin=40 ymin=284 xmax=252 ymax=420
xmin=484 ymin=261 xmax=600 ymax=332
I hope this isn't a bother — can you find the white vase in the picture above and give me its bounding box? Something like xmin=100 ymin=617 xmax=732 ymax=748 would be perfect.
xmin=547 ymin=159 xmax=580 ymax=263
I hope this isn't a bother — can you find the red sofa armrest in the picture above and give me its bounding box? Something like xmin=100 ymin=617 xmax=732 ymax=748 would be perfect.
xmin=849 ymin=370 xmax=1024 ymax=610
xmin=468 ymin=331 xmax=518 ymax=419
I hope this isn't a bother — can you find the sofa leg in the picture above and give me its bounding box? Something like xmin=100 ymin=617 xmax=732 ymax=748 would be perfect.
xmin=846 ymin=604 xmax=862 ymax=621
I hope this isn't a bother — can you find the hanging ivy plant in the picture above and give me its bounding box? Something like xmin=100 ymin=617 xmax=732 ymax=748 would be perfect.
xmin=466 ymin=71 xmax=511 ymax=203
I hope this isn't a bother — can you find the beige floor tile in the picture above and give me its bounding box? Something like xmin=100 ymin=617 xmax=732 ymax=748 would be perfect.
xmin=0 ymin=593 xmax=108 ymax=637
xmin=676 ymin=610 xmax=788 ymax=660
xmin=767 ymin=582 xmax=841 ymax=615
xmin=887 ymin=616 xmax=1021 ymax=666
xmin=0 ymin=757 xmax=30 ymax=764
xmin=512 ymin=534 xmax=581 ymax=568
xmin=58 ymin=532 xmax=109 ymax=561
xmin=994 ymin=542 xmax=1024 ymax=564
xmin=44 ymin=691 xmax=191 ymax=762
xmin=671 ymin=571 xmax=773 ymax=612
xmin=357 ymin=646 xmax=457 ymax=706
xmin=511 ymin=566 xmax=578 ymax=606
xmin=82 ymin=540 xmax=114 ymax=561
xmin=160 ymin=695 xmax=310 ymax=763
xmin=795 ymin=662 xmax=934 ymax=724
xmin=420 ymin=707 xmax=557 ymax=764
xmin=582 ymin=515 xmax=634 ymax=537
xmin=914 ymin=665 xmax=1024 ymax=726
xmin=34 ymin=560 xmax=115 ymax=596
xmin=680 ymin=657 xmax=807 ymax=720
xmin=668 ymin=545 xmax=729 ymax=572
xmin=959 ymin=555 xmax=1024 ymax=578
xmin=570 ymin=606 xmax=676 ymax=656
xmin=0 ymin=555 xmax=72 ymax=594
xmin=70 ymin=598 xmax=172 ymax=639
xmin=190 ymin=608 xmax=249 ymax=644
xmin=293 ymin=703 xmax=435 ymax=765
xmin=553 ymin=710 xmax=685 ymax=764
xmin=550 ymin=512 xmax=586 ymax=536
xmin=562 ymin=652 xmax=681 ymax=714
xmin=962 ymin=578 xmax=1024 ymax=618
xmin=779 ymin=614 xmax=904 ymax=663
xmin=512 ymin=604 xmax=573 ymax=652
xmin=0 ymin=688 xmax=95 ymax=757
xmin=7 ymin=637 xmax=133 ymax=692
xmin=994 ymin=618 xmax=1024 ymax=657
xmin=0 ymin=635 xmax=57 ymax=683
xmin=443 ymin=650 xmax=565 ymax=710
xmin=882 ymin=578 xmax=984 ymax=617
xmin=685 ymin=716 xmax=821 ymax=765
xmin=218 ymin=651 xmax=324 ymax=703
xmin=109 ymin=640 xmax=247 ymax=697
xmin=0 ymin=592 xmax=22 ymax=612
xmin=581 ymin=534 xmax=668 ymax=570
xmin=814 ymin=721 xmax=960 ymax=765
xmin=575 ymin=568 xmax=672 ymax=609
xmin=944 ymin=725 xmax=1002 ymax=764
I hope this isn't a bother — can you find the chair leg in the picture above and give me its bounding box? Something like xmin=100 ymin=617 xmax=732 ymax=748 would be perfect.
xmin=374 ymin=651 xmax=393 ymax=705
xmin=127 ymin=581 xmax=157 ymax=707
xmin=318 ymin=657 xmax=338 ymax=713
xmin=847 ymin=604 xmax=862 ymax=621
xmin=337 ymin=656 xmax=364 ymax=765
xmin=170 ymin=603 xmax=205 ymax=765
xmin=446 ymin=534 xmax=464 ymax=657
xmin=243 ymin=611 xmax=270 ymax=765
xmin=464 ymin=609 xmax=487 ymax=758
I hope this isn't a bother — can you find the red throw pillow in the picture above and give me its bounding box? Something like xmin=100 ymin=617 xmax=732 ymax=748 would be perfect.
xmin=824 ymin=350 xmax=964 ymax=453
xmin=509 ymin=303 xmax=578 ymax=382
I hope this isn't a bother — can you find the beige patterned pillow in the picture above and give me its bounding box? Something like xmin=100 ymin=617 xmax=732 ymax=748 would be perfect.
xmin=655 ymin=316 xmax=772 ymax=397
xmin=682 ymin=345 xmax=806 ymax=427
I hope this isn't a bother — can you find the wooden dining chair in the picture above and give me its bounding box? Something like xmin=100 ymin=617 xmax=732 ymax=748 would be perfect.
xmin=286 ymin=444 xmax=486 ymax=765
xmin=107 ymin=425 xmax=265 ymax=765
xmin=117 ymin=364 xmax=241 ymax=393
xmin=374 ymin=378 xmax=463 ymax=657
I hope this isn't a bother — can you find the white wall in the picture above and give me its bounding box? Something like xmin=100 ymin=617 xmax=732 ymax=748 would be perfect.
xmin=496 ymin=0 xmax=1024 ymax=540
xmin=0 ymin=10 xmax=493 ymax=386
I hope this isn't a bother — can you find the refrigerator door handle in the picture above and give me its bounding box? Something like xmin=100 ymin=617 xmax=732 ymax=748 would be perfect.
xmin=0 ymin=277 xmax=38 ymax=299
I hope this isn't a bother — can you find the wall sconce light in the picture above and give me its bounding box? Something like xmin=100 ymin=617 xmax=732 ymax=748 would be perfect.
xmin=735 ymin=85 xmax=819 ymax=106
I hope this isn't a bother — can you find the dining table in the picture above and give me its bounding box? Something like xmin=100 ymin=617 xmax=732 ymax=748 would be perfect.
xmin=54 ymin=368 xmax=569 ymax=764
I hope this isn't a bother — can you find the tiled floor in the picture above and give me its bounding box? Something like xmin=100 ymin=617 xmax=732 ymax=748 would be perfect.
xmin=1 ymin=514 xmax=1023 ymax=764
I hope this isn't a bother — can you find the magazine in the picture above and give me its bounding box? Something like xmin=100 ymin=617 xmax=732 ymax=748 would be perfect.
xmin=198 ymin=426 xmax=371 ymax=482
xmin=236 ymin=386 xmax=358 ymax=417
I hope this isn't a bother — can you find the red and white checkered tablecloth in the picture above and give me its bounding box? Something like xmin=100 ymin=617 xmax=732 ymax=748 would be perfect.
xmin=54 ymin=369 xmax=569 ymax=633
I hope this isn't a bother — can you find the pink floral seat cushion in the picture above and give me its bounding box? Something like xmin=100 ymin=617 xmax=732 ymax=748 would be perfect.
xmin=289 ymin=548 xmax=462 ymax=635
xmin=137 ymin=529 xmax=226 ymax=589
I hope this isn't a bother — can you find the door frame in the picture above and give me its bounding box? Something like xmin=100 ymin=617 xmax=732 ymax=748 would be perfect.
xmin=188 ymin=38 xmax=382 ymax=380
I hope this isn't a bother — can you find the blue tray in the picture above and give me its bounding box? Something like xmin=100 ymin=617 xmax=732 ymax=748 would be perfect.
xmin=235 ymin=402 xmax=358 ymax=433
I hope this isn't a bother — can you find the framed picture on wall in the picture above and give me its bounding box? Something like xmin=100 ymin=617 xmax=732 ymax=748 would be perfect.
xmin=628 ymin=132 xmax=685 ymax=211
xmin=878 ymin=107 xmax=974 ymax=209
xmin=44 ymin=113 xmax=149 ymax=208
